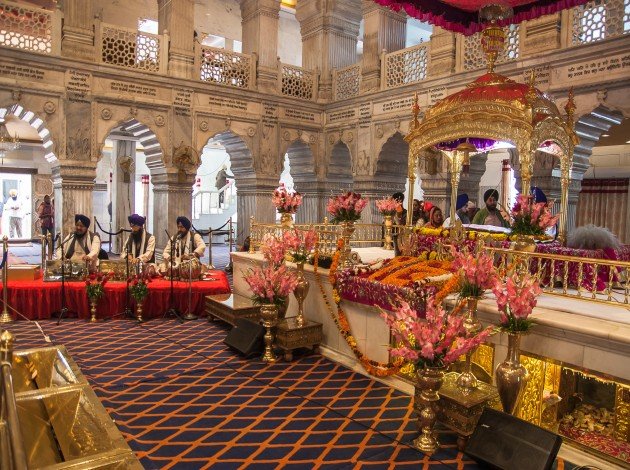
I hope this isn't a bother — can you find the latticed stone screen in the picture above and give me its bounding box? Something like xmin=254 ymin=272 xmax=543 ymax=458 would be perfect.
xmin=200 ymin=47 xmax=250 ymax=88
xmin=334 ymin=64 xmax=361 ymax=100
xmin=0 ymin=2 xmax=51 ymax=54
xmin=384 ymin=43 xmax=429 ymax=88
xmin=571 ymin=0 xmax=630 ymax=45
xmin=101 ymin=26 xmax=161 ymax=72
xmin=463 ymin=25 xmax=519 ymax=71
xmin=281 ymin=64 xmax=315 ymax=100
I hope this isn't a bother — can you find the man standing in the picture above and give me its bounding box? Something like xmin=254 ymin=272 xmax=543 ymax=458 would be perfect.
xmin=472 ymin=189 xmax=510 ymax=228
xmin=162 ymin=216 xmax=206 ymax=267
xmin=4 ymin=189 xmax=23 ymax=238
xmin=37 ymin=194 xmax=54 ymax=248
xmin=56 ymin=214 xmax=101 ymax=272
xmin=122 ymin=214 xmax=155 ymax=264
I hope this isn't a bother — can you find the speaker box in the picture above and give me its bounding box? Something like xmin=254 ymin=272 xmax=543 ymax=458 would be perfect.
xmin=224 ymin=318 xmax=265 ymax=358
xmin=465 ymin=408 xmax=562 ymax=470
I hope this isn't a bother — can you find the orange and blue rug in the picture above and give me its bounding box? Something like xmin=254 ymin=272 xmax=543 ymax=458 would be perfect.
xmin=5 ymin=319 xmax=576 ymax=469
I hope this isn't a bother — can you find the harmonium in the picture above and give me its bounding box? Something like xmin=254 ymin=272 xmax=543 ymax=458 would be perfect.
xmin=99 ymin=260 xmax=128 ymax=281
xmin=43 ymin=260 xmax=87 ymax=282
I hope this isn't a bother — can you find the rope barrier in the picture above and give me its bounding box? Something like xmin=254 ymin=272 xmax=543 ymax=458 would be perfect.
xmin=192 ymin=218 xmax=231 ymax=236
xmin=94 ymin=217 xmax=129 ymax=236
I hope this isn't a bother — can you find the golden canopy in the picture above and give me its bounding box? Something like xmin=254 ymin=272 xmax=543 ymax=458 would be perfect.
xmin=405 ymin=70 xmax=578 ymax=242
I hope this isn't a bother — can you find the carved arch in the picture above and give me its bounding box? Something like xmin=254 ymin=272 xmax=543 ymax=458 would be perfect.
xmin=375 ymin=131 xmax=408 ymax=182
xmin=0 ymin=103 xmax=58 ymax=163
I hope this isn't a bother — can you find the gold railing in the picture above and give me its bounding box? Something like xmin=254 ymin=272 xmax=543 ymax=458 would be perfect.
xmin=0 ymin=330 xmax=28 ymax=469
xmin=485 ymin=246 xmax=630 ymax=306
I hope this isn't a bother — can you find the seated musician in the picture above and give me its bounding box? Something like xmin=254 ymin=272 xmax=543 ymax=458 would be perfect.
xmin=56 ymin=214 xmax=101 ymax=272
xmin=122 ymin=214 xmax=155 ymax=264
xmin=162 ymin=216 xmax=206 ymax=269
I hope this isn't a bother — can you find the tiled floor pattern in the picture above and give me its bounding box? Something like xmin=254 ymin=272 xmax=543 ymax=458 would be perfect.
xmin=3 ymin=319 xmax=575 ymax=470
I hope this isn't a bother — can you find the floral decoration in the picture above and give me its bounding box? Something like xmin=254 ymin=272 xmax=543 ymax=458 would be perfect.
xmin=272 ymin=183 xmax=302 ymax=214
xmin=326 ymin=191 xmax=368 ymax=223
xmin=85 ymin=271 xmax=111 ymax=302
xmin=375 ymin=197 xmax=399 ymax=216
xmin=492 ymin=270 xmax=542 ymax=333
xmin=381 ymin=298 xmax=493 ymax=368
xmin=510 ymin=194 xmax=558 ymax=237
xmin=243 ymin=263 xmax=299 ymax=308
xmin=260 ymin=233 xmax=287 ymax=268
xmin=451 ymin=247 xmax=497 ymax=299
xmin=283 ymin=228 xmax=318 ymax=264
xmin=129 ymin=272 xmax=151 ymax=303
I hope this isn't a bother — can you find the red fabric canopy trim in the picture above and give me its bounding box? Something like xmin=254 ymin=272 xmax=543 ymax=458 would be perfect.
xmin=372 ymin=0 xmax=592 ymax=35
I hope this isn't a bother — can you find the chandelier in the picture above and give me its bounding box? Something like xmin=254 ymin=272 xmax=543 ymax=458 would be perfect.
xmin=0 ymin=118 xmax=20 ymax=165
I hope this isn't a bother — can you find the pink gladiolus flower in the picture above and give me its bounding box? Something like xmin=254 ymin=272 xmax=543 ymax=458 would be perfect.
xmin=493 ymin=271 xmax=542 ymax=333
xmin=327 ymin=192 xmax=368 ymax=223
xmin=272 ymin=184 xmax=302 ymax=214
xmin=260 ymin=233 xmax=286 ymax=267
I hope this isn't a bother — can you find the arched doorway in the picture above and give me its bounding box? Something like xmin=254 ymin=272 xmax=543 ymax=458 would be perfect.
xmin=328 ymin=141 xmax=353 ymax=190
xmin=0 ymin=105 xmax=57 ymax=244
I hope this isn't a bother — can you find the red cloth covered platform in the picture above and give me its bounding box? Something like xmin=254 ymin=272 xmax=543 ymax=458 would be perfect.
xmin=0 ymin=270 xmax=231 ymax=321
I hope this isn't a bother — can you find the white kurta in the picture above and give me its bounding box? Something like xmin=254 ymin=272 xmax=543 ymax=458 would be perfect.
xmin=162 ymin=231 xmax=206 ymax=265
xmin=56 ymin=232 xmax=101 ymax=271
xmin=122 ymin=231 xmax=156 ymax=264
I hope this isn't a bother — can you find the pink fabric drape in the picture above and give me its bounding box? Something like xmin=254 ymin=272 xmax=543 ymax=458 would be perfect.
xmin=576 ymin=178 xmax=630 ymax=244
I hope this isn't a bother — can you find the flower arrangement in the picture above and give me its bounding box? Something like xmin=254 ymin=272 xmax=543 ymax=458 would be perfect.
xmin=129 ymin=273 xmax=151 ymax=303
xmin=381 ymin=298 xmax=493 ymax=368
xmin=272 ymin=184 xmax=302 ymax=214
xmin=327 ymin=191 xmax=368 ymax=223
xmin=283 ymin=228 xmax=318 ymax=264
xmin=85 ymin=271 xmax=111 ymax=302
xmin=510 ymin=194 xmax=558 ymax=237
xmin=243 ymin=263 xmax=299 ymax=308
xmin=451 ymin=248 xmax=497 ymax=299
xmin=492 ymin=271 xmax=542 ymax=333
xmin=375 ymin=197 xmax=399 ymax=216
xmin=260 ymin=233 xmax=287 ymax=267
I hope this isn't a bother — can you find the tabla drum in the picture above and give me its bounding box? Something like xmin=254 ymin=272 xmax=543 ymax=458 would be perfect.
xmin=179 ymin=258 xmax=204 ymax=281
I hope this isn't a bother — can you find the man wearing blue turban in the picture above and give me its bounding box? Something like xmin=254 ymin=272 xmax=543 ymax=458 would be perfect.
xmin=444 ymin=193 xmax=476 ymax=227
xmin=56 ymin=214 xmax=101 ymax=272
xmin=122 ymin=214 xmax=155 ymax=264
xmin=162 ymin=215 xmax=206 ymax=268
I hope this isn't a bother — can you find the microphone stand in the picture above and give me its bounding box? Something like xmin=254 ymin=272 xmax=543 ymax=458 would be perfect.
xmin=182 ymin=254 xmax=197 ymax=321
xmin=53 ymin=232 xmax=78 ymax=325
xmin=163 ymin=230 xmax=183 ymax=323
xmin=107 ymin=235 xmax=136 ymax=322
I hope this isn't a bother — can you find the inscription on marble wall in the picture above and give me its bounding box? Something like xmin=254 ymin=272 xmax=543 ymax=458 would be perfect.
xmin=110 ymin=81 xmax=157 ymax=97
xmin=262 ymin=102 xmax=278 ymax=126
xmin=174 ymin=88 xmax=192 ymax=117
xmin=208 ymin=96 xmax=248 ymax=111
xmin=520 ymin=66 xmax=550 ymax=90
xmin=283 ymin=108 xmax=316 ymax=123
xmin=428 ymin=87 xmax=447 ymax=105
xmin=66 ymin=70 xmax=91 ymax=103
xmin=373 ymin=96 xmax=417 ymax=116
xmin=359 ymin=104 xmax=371 ymax=129
xmin=554 ymin=53 xmax=630 ymax=86
xmin=328 ymin=108 xmax=356 ymax=124
xmin=0 ymin=63 xmax=45 ymax=81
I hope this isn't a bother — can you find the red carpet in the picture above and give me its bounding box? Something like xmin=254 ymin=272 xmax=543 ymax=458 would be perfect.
xmin=3 ymin=319 xmax=577 ymax=469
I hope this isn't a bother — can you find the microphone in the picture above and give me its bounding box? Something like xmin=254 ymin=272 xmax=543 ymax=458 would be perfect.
xmin=176 ymin=233 xmax=184 ymax=240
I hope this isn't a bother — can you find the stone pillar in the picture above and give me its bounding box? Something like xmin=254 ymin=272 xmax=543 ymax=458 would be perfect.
xmin=61 ymin=0 xmax=95 ymax=61
xmin=237 ymin=181 xmax=278 ymax=245
xmin=111 ymin=140 xmax=136 ymax=251
xmin=240 ymin=0 xmax=281 ymax=93
xmin=360 ymin=0 xmax=406 ymax=92
xmin=521 ymin=13 xmax=561 ymax=57
xmin=151 ymin=169 xmax=195 ymax=259
xmin=158 ymin=0 xmax=195 ymax=79
xmin=52 ymin=163 xmax=97 ymax=238
xmin=296 ymin=0 xmax=362 ymax=100
xmin=428 ymin=27 xmax=456 ymax=76
xmin=417 ymin=152 xmax=449 ymax=215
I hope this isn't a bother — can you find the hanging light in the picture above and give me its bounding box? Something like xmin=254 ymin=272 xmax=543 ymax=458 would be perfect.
xmin=456 ymin=139 xmax=476 ymax=176
xmin=0 ymin=118 xmax=20 ymax=166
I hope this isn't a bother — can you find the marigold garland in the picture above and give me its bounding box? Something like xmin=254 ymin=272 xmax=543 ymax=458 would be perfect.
xmin=314 ymin=240 xmax=403 ymax=377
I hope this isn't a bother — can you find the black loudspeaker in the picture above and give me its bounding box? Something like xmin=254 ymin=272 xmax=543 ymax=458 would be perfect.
xmin=465 ymin=408 xmax=562 ymax=470
xmin=224 ymin=318 xmax=265 ymax=357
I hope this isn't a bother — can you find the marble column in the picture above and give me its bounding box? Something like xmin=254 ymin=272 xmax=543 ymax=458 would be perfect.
xmin=52 ymin=162 xmax=97 ymax=238
xmin=111 ymin=140 xmax=136 ymax=252
xmin=521 ymin=13 xmax=561 ymax=57
xmin=61 ymin=0 xmax=95 ymax=61
xmin=151 ymin=169 xmax=195 ymax=259
xmin=240 ymin=0 xmax=281 ymax=93
xmin=158 ymin=0 xmax=195 ymax=79
xmin=360 ymin=0 xmax=406 ymax=92
xmin=237 ymin=181 xmax=278 ymax=245
xmin=428 ymin=27 xmax=456 ymax=77
xmin=296 ymin=0 xmax=362 ymax=100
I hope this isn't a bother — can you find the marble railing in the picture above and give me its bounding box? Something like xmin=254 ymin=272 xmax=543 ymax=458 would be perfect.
xmin=382 ymin=42 xmax=429 ymax=89
xmin=196 ymin=44 xmax=255 ymax=90
xmin=279 ymin=63 xmax=318 ymax=101
xmin=0 ymin=0 xmax=60 ymax=55
xmin=97 ymin=22 xmax=167 ymax=74
xmin=332 ymin=63 xmax=361 ymax=100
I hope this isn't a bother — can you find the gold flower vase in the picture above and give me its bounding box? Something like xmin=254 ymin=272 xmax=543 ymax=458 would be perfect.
xmin=340 ymin=221 xmax=356 ymax=269
xmin=413 ymin=366 xmax=446 ymax=455
xmin=383 ymin=215 xmax=393 ymax=250
xmin=280 ymin=212 xmax=294 ymax=229
xmin=513 ymin=234 xmax=536 ymax=253
xmin=495 ymin=332 xmax=530 ymax=415
xmin=456 ymin=298 xmax=483 ymax=394
xmin=136 ymin=299 xmax=144 ymax=322
xmin=293 ymin=262 xmax=309 ymax=326
xmin=89 ymin=299 xmax=98 ymax=323
xmin=260 ymin=304 xmax=278 ymax=363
